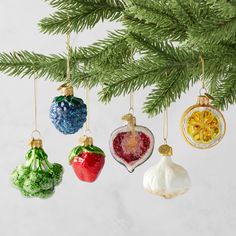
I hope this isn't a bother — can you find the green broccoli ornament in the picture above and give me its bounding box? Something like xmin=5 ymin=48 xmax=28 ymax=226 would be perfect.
xmin=11 ymin=138 xmax=64 ymax=199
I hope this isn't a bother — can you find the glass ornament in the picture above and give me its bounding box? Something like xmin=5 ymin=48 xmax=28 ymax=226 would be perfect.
xmin=11 ymin=138 xmax=64 ymax=199
xmin=50 ymin=84 xmax=87 ymax=135
xmin=181 ymin=95 xmax=226 ymax=149
xmin=143 ymin=144 xmax=190 ymax=199
xmin=68 ymin=136 xmax=105 ymax=183
xmin=110 ymin=113 xmax=154 ymax=173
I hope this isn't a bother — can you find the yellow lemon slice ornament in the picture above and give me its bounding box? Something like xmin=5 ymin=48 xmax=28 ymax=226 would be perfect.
xmin=181 ymin=95 xmax=226 ymax=149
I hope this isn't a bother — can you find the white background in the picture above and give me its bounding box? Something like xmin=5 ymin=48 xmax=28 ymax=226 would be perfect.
xmin=0 ymin=1 xmax=236 ymax=235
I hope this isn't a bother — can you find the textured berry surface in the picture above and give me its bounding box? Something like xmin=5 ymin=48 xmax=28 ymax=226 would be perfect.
xmin=71 ymin=152 xmax=105 ymax=183
xmin=50 ymin=96 xmax=87 ymax=134
xmin=113 ymin=131 xmax=151 ymax=163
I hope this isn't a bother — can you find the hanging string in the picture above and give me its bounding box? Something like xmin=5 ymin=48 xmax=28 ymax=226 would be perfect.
xmin=32 ymin=73 xmax=41 ymax=139
xmin=66 ymin=33 xmax=71 ymax=82
xmin=199 ymin=55 xmax=206 ymax=94
xmin=33 ymin=76 xmax=38 ymax=131
xmin=163 ymin=109 xmax=168 ymax=144
xmin=85 ymin=87 xmax=91 ymax=135
xmin=129 ymin=48 xmax=135 ymax=114
xmin=129 ymin=92 xmax=134 ymax=114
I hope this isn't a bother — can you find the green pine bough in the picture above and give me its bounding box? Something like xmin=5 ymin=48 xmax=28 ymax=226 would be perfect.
xmin=0 ymin=0 xmax=236 ymax=116
xmin=11 ymin=146 xmax=63 ymax=199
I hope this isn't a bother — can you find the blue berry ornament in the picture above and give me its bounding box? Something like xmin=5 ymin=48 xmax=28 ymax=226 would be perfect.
xmin=50 ymin=84 xmax=87 ymax=135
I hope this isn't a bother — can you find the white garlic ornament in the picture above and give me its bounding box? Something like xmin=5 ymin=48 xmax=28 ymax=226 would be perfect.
xmin=143 ymin=144 xmax=190 ymax=199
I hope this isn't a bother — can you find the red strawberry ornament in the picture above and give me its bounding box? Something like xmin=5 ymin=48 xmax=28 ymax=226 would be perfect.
xmin=110 ymin=113 xmax=154 ymax=173
xmin=69 ymin=136 xmax=105 ymax=183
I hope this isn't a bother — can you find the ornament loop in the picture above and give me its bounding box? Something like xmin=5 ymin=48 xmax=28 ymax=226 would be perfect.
xmin=31 ymin=130 xmax=41 ymax=140
xmin=129 ymin=107 xmax=134 ymax=114
xmin=199 ymin=87 xmax=207 ymax=96
xmin=84 ymin=128 xmax=92 ymax=137
xmin=164 ymin=138 xmax=167 ymax=144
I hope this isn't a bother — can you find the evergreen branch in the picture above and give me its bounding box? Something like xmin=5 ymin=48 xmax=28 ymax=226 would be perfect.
xmin=126 ymin=1 xmax=187 ymax=41
xmin=129 ymin=0 xmax=184 ymax=25
xmin=99 ymin=55 xmax=199 ymax=114
xmin=190 ymin=16 xmax=236 ymax=44
xmin=127 ymin=32 xmax=193 ymax=60
xmin=123 ymin=14 xmax=162 ymax=42
xmin=75 ymin=67 xmax=117 ymax=88
xmin=44 ymin=0 xmax=79 ymax=8
xmin=189 ymin=1 xmax=236 ymax=44
xmin=39 ymin=0 xmax=126 ymax=34
xmin=77 ymin=30 xmax=131 ymax=68
xmin=45 ymin=0 xmax=127 ymax=9
xmin=98 ymin=56 xmax=160 ymax=103
xmin=0 ymin=51 xmax=65 ymax=80
xmin=211 ymin=69 xmax=236 ymax=110
xmin=1 ymin=0 xmax=236 ymax=116
xmin=0 ymin=50 xmax=125 ymax=89
xmin=207 ymin=0 xmax=236 ymax=17
xmin=98 ymin=40 xmax=200 ymax=106
xmin=143 ymin=70 xmax=197 ymax=116
xmin=129 ymin=32 xmax=235 ymax=86
xmin=0 ymin=51 xmax=85 ymax=82
xmin=228 ymin=0 xmax=236 ymax=7
xmin=174 ymin=0 xmax=199 ymax=25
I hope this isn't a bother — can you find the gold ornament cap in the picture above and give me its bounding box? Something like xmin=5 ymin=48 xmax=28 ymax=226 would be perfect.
xmin=79 ymin=135 xmax=93 ymax=146
xmin=122 ymin=113 xmax=136 ymax=127
xmin=30 ymin=138 xmax=43 ymax=148
xmin=197 ymin=95 xmax=210 ymax=106
xmin=158 ymin=144 xmax=173 ymax=157
xmin=58 ymin=83 xmax=74 ymax=96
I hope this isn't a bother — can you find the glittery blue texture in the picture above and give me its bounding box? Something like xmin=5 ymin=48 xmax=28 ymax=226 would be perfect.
xmin=50 ymin=96 xmax=87 ymax=135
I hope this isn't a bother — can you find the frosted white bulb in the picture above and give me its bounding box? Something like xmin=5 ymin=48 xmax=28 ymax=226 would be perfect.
xmin=143 ymin=156 xmax=190 ymax=199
